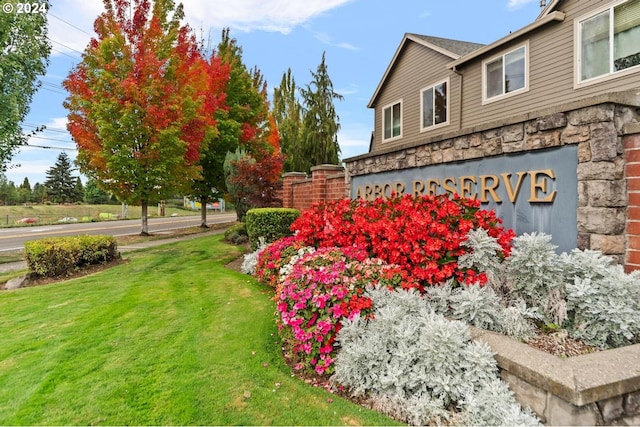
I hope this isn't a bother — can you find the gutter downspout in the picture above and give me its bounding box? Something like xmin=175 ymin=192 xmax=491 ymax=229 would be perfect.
xmin=452 ymin=66 xmax=463 ymax=132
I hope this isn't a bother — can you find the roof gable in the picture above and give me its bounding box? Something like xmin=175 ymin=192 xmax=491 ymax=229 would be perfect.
xmin=538 ymin=0 xmax=562 ymax=19
xmin=368 ymin=33 xmax=484 ymax=108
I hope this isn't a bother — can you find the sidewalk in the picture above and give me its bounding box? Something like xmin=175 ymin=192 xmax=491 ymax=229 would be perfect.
xmin=0 ymin=227 xmax=228 ymax=274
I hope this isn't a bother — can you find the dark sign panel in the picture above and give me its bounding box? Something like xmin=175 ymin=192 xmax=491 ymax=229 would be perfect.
xmin=351 ymin=146 xmax=578 ymax=253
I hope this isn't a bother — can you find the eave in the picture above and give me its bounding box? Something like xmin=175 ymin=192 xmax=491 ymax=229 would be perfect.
xmin=448 ymin=10 xmax=565 ymax=70
xmin=367 ymin=33 xmax=463 ymax=109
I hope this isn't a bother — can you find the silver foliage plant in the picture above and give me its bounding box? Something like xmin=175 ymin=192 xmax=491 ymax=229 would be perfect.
xmin=461 ymin=230 xmax=640 ymax=349
xmin=424 ymin=280 xmax=537 ymax=341
xmin=333 ymin=287 xmax=541 ymax=426
xmin=240 ymin=237 xmax=268 ymax=275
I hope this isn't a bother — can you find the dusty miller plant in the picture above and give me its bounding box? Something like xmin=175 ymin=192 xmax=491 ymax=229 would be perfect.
xmin=333 ymin=287 xmax=541 ymax=426
xmin=563 ymin=255 xmax=640 ymax=348
xmin=426 ymin=282 xmax=537 ymax=341
xmin=506 ymin=232 xmax=567 ymax=324
xmin=459 ymin=228 xmax=506 ymax=288
xmin=241 ymin=237 xmax=267 ymax=275
xmin=470 ymin=232 xmax=640 ymax=348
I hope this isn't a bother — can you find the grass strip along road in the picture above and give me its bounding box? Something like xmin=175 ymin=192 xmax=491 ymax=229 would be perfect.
xmin=0 ymin=234 xmax=398 ymax=426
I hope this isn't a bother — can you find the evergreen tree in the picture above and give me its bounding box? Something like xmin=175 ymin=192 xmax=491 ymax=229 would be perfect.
xmin=299 ymin=52 xmax=343 ymax=173
xmin=32 ymin=182 xmax=45 ymax=203
xmin=44 ymin=152 xmax=77 ymax=203
xmin=74 ymin=177 xmax=84 ymax=202
xmin=18 ymin=177 xmax=31 ymax=203
xmin=83 ymin=178 xmax=111 ymax=204
xmin=272 ymin=68 xmax=303 ymax=172
xmin=0 ymin=174 xmax=17 ymax=205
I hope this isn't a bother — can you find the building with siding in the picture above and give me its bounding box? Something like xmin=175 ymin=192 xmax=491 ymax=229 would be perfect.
xmin=344 ymin=0 xmax=640 ymax=269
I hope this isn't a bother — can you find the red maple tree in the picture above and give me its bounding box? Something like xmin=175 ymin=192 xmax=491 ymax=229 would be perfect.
xmin=63 ymin=0 xmax=226 ymax=234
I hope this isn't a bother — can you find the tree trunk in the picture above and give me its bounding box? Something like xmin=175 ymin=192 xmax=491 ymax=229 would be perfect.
xmin=141 ymin=199 xmax=149 ymax=235
xmin=200 ymin=196 xmax=208 ymax=228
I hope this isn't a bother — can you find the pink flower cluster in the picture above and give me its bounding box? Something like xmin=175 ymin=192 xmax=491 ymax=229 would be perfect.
xmin=274 ymin=246 xmax=407 ymax=375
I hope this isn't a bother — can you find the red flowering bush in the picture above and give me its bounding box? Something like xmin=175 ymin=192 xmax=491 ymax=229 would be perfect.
xmin=291 ymin=194 xmax=515 ymax=286
xmin=276 ymin=246 xmax=416 ymax=375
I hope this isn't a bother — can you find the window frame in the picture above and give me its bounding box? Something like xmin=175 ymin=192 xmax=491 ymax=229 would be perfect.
xmin=481 ymin=41 xmax=530 ymax=105
xmin=381 ymin=99 xmax=403 ymax=142
xmin=420 ymin=78 xmax=450 ymax=132
xmin=575 ymin=0 xmax=640 ymax=88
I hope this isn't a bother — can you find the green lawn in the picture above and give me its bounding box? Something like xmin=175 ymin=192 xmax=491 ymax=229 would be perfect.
xmin=0 ymin=234 xmax=399 ymax=426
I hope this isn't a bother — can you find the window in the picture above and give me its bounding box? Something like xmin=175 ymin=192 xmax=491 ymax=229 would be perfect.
xmin=483 ymin=44 xmax=528 ymax=103
xmin=577 ymin=0 xmax=640 ymax=84
xmin=383 ymin=101 xmax=402 ymax=141
xmin=421 ymin=79 xmax=448 ymax=131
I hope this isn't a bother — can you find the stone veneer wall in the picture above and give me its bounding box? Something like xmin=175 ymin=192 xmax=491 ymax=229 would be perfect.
xmin=472 ymin=328 xmax=640 ymax=426
xmin=345 ymin=98 xmax=640 ymax=269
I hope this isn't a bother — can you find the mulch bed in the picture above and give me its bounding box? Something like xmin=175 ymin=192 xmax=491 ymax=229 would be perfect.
xmin=19 ymin=257 xmax=127 ymax=290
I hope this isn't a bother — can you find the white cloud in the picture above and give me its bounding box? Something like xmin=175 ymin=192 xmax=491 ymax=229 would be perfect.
xmin=312 ymin=31 xmax=358 ymax=51
xmin=47 ymin=0 xmax=354 ymax=57
xmin=186 ymin=0 xmax=354 ymax=34
xmin=507 ymin=0 xmax=538 ymax=10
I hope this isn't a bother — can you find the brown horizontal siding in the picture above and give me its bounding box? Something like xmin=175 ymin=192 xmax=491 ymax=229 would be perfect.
xmin=460 ymin=0 xmax=640 ymax=130
xmin=373 ymin=43 xmax=460 ymax=152
xmin=372 ymin=0 xmax=640 ymax=152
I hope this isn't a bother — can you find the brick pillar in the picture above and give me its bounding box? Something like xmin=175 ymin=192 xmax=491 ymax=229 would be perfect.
xmin=282 ymin=172 xmax=307 ymax=208
xmin=311 ymin=164 xmax=344 ymax=205
xmin=623 ymin=123 xmax=640 ymax=272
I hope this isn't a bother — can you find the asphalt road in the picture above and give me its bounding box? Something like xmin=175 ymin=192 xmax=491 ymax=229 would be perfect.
xmin=0 ymin=213 xmax=237 ymax=252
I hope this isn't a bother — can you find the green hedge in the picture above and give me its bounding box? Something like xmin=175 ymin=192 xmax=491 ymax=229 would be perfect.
xmin=245 ymin=208 xmax=300 ymax=250
xmin=24 ymin=235 xmax=120 ymax=277
xmin=224 ymin=222 xmax=248 ymax=245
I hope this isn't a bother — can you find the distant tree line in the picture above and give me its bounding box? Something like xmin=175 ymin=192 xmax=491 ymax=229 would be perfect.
xmin=0 ymin=152 xmax=111 ymax=205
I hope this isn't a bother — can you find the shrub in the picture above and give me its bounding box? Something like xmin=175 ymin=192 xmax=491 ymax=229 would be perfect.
xmin=506 ymin=233 xmax=567 ymax=324
xmin=254 ymin=236 xmax=314 ymax=288
xmin=245 ymin=207 xmax=300 ymax=251
xmin=276 ymin=247 xmax=417 ymax=375
xmin=333 ymin=287 xmax=541 ymax=426
xmin=425 ymin=282 xmax=539 ymax=341
xmin=471 ymin=231 xmax=640 ymax=348
xmin=241 ymin=237 xmax=267 ymax=275
xmin=291 ymin=194 xmax=514 ymax=287
xmin=563 ymin=253 xmax=640 ymax=348
xmin=24 ymin=235 xmax=119 ymax=277
xmin=224 ymin=222 xmax=248 ymax=245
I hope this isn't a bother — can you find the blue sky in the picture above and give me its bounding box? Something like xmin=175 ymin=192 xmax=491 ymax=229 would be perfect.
xmin=11 ymin=0 xmax=545 ymax=185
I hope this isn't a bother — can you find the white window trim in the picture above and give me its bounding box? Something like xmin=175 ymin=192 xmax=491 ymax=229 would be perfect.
xmin=574 ymin=0 xmax=640 ymax=88
xmin=481 ymin=41 xmax=530 ymax=105
xmin=381 ymin=99 xmax=403 ymax=142
xmin=420 ymin=78 xmax=450 ymax=133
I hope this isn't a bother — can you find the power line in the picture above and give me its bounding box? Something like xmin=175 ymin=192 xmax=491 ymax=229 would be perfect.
xmin=23 ymin=123 xmax=69 ymax=134
xmin=48 ymin=13 xmax=94 ymax=38
xmin=50 ymin=46 xmax=78 ymax=60
xmin=48 ymin=37 xmax=84 ymax=56
xmin=40 ymin=86 xmax=68 ymax=96
xmin=28 ymin=135 xmax=75 ymax=144
xmin=24 ymin=144 xmax=76 ymax=151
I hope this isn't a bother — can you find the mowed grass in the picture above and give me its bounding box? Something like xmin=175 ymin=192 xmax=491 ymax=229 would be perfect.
xmin=0 ymin=234 xmax=399 ymax=426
